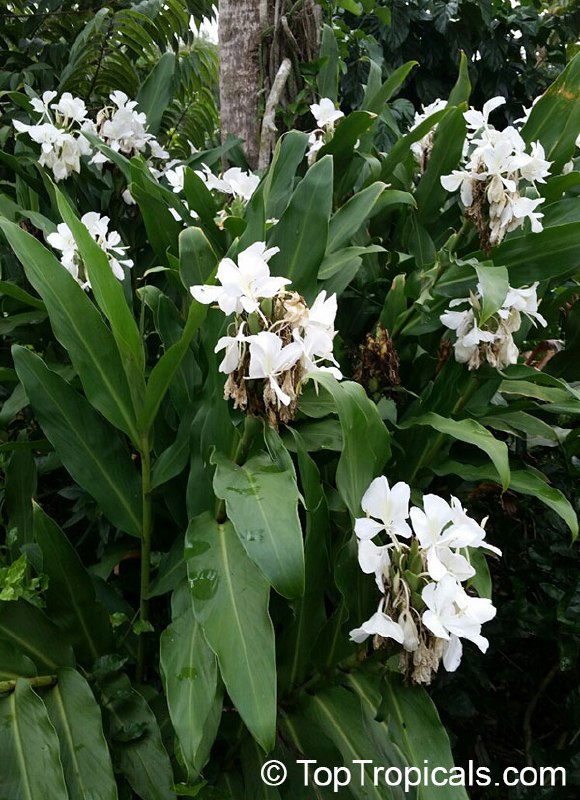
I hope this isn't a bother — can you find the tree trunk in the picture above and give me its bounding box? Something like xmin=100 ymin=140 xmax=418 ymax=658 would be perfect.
xmin=218 ymin=0 xmax=265 ymax=169
xmin=218 ymin=0 xmax=323 ymax=171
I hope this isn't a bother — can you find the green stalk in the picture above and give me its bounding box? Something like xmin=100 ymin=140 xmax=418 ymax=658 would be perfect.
xmin=136 ymin=434 xmax=153 ymax=684
xmin=0 ymin=675 xmax=57 ymax=694
xmin=215 ymin=415 xmax=262 ymax=523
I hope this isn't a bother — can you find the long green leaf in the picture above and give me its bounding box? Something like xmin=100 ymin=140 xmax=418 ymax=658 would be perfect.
xmin=302 ymin=685 xmax=406 ymax=800
xmin=99 ymin=673 xmax=176 ymax=800
xmin=33 ymin=504 xmax=113 ymax=665
xmin=13 ymin=347 xmax=142 ymax=537
xmin=43 ymin=668 xmax=118 ymax=800
xmin=0 ymin=600 xmax=75 ymax=672
xmin=160 ymin=598 xmax=220 ymax=777
xmin=54 ymin=188 xmax=145 ymax=418
xmin=327 ymin=182 xmax=389 ymax=252
xmin=521 ymin=52 xmax=580 ymax=171
xmin=305 ymin=375 xmax=391 ymax=517
xmin=268 ymin=155 xmax=333 ymax=301
xmin=434 ymin=460 xmax=578 ymax=539
xmin=400 ymin=411 xmax=510 ymax=490
xmin=0 ymin=680 xmax=69 ymax=800
xmin=138 ymin=300 xmax=207 ymax=433
xmin=262 ymin=130 xmax=309 ymax=220
xmin=378 ymin=675 xmax=469 ymax=800
xmin=212 ymin=451 xmax=305 ymax=599
xmin=137 ymin=52 xmax=176 ymax=135
xmin=0 ymin=219 xmax=139 ymax=442
xmin=185 ymin=513 xmax=276 ymax=751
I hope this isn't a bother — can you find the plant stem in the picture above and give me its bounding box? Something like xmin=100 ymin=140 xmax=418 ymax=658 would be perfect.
xmin=136 ymin=434 xmax=153 ymax=684
xmin=0 ymin=675 xmax=57 ymax=694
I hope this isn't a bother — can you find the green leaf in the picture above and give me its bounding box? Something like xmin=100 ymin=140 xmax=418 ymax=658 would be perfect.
xmin=0 ymin=641 xmax=37 ymax=680
xmin=521 ymin=52 xmax=580 ymax=172
xmin=262 ymin=131 xmax=309 ymax=220
xmin=400 ymin=412 xmax=510 ymax=490
xmin=467 ymin=547 xmax=492 ymax=600
xmin=338 ymin=0 xmax=362 ymax=13
xmin=474 ymin=264 xmax=509 ymax=324
xmin=491 ymin=221 xmax=580 ymax=284
xmin=130 ymin=162 xmax=181 ymax=266
xmin=302 ymin=685 xmax=405 ymax=800
xmin=43 ymin=668 xmax=117 ymax=800
xmin=327 ymin=182 xmax=389 ymax=252
xmin=380 ymin=108 xmax=449 ymax=180
xmin=318 ymin=112 xmax=377 ymax=167
xmin=138 ymin=300 xmax=207 ymax=434
xmin=150 ymin=410 xmax=194 ymax=490
xmin=317 ymin=24 xmax=340 ymax=102
xmin=415 ymin=106 xmax=467 ymax=225
xmin=380 ymin=273 xmax=407 ymax=332
xmin=33 ymin=504 xmax=113 ymax=666
xmin=447 ymin=51 xmax=471 ymax=105
xmin=137 ymin=52 xmax=176 ymax=135
xmin=0 ymin=601 xmax=75 ymax=672
xmin=306 ymin=375 xmax=391 ymax=517
xmin=54 ymin=188 xmax=145 ymax=418
xmin=0 ymin=219 xmax=139 ymax=442
xmin=268 ymin=155 xmax=333 ymax=301
xmin=363 ymin=61 xmax=418 ymax=115
xmin=434 ymin=460 xmax=578 ymax=539
xmin=378 ymin=675 xmax=469 ymax=800
xmin=13 ymin=347 xmax=142 ymax=537
xmin=211 ymin=451 xmax=305 ymax=599
xmin=160 ymin=599 xmax=221 ymax=778
xmin=0 ymin=679 xmax=69 ymax=800
xmin=179 ymin=226 xmax=218 ymax=290
xmin=318 ymin=245 xmax=385 ymax=280
xmin=99 ymin=672 xmax=176 ymax=800
xmin=4 ymin=444 xmax=36 ymax=553
xmin=185 ymin=513 xmax=276 ymax=751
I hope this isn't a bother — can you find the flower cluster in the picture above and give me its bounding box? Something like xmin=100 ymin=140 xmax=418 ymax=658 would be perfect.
xmin=47 ymin=212 xmax=133 ymax=291
xmin=350 ymin=477 xmax=501 ymax=684
xmin=90 ymin=90 xmax=168 ymax=166
xmin=441 ymin=97 xmax=551 ymax=249
xmin=14 ymin=89 xmax=168 ymax=185
xmin=190 ymin=242 xmax=341 ymax=426
xmin=13 ymin=91 xmax=94 ymax=182
xmin=307 ymin=97 xmax=344 ymax=165
xmin=440 ymin=281 xmax=547 ymax=370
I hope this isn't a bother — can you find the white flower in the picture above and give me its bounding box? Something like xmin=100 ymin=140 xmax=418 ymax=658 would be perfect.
xmin=440 ymin=169 xmax=476 ymax=207
xmin=310 ymin=97 xmax=344 ymax=129
xmin=354 ymin=476 xmax=412 ymax=541
xmin=303 ymin=290 xmax=337 ymax=334
xmin=409 ymin=494 xmax=472 ymax=581
xmin=398 ymin=609 xmax=420 ymax=652
xmin=349 ymin=599 xmax=405 ymax=645
xmin=222 ymin=167 xmax=260 ymax=202
xmin=51 ymin=92 xmax=88 ymax=124
xmin=165 ymin=165 xmax=186 ymax=194
xmin=463 ymin=96 xmax=506 ymax=131
xmin=506 ymin=196 xmax=545 ymax=234
xmin=47 ymin=212 xmax=132 ymax=288
xmin=247 ymin=331 xmax=303 ymax=405
xmin=293 ymin=327 xmax=342 ymax=380
xmin=501 ymin=282 xmax=547 ymax=327
xmin=449 ymin=497 xmax=502 ymax=557
xmin=422 ymin=575 xmax=496 ymax=652
xmin=30 ymin=90 xmax=57 ymax=119
xmin=190 ymin=242 xmax=289 ymax=315
xmin=214 ymin=324 xmax=247 ymax=374
xmin=514 ymin=141 xmax=551 ymax=184
xmin=357 ymin=538 xmax=392 ymax=593
xmin=194 ymin=164 xmax=260 ymax=203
